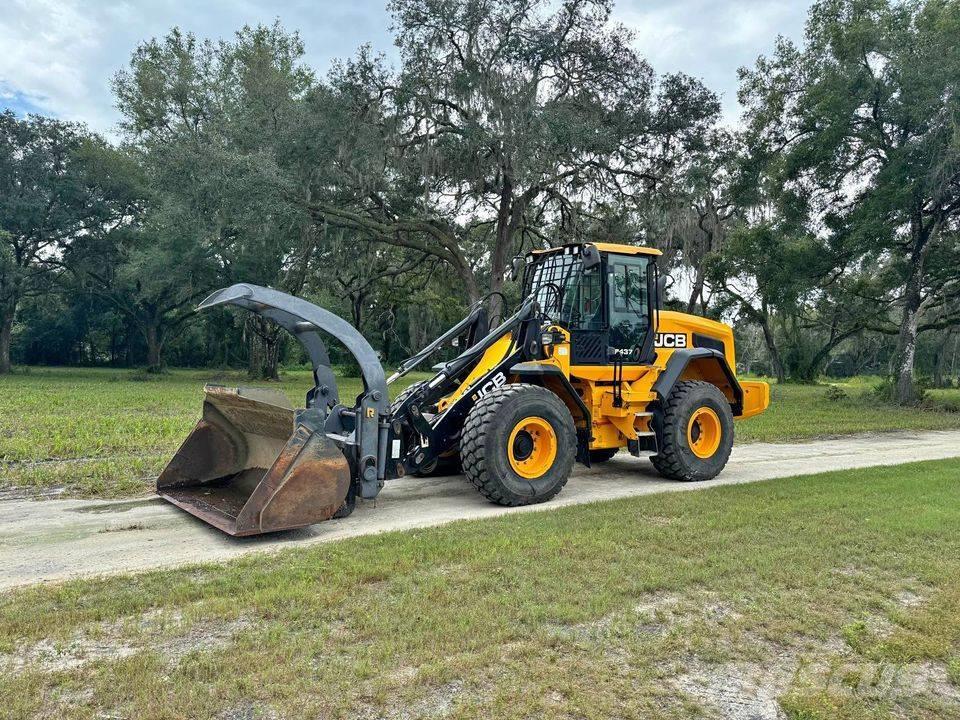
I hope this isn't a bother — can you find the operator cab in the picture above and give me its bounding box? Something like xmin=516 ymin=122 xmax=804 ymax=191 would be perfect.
xmin=520 ymin=242 xmax=661 ymax=365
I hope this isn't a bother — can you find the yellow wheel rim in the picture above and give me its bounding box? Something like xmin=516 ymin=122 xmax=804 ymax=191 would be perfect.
xmin=687 ymin=407 xmax=722 ymax=459
xmin=508 ymin=417 xmax=557 ymax=479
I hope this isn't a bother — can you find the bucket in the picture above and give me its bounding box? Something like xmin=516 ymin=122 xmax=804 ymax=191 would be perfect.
xmin=157 ymin=385 xmax=351 ymax=536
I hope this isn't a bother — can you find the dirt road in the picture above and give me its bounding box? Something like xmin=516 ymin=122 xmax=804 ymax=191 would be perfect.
xmin=2 ymin=430 xmax=959 ymax=591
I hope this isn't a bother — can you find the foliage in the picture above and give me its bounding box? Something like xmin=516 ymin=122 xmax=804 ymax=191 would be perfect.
xmin=306 ymin=0 xmax=720 ymax=308
xmin=0 ymin=0 xmax=959 ymax=390
xmin=824 ymin=384 xmax=848 ymax=401
xmin=737 ymin=0 xmax=960 ymax=401
xmin=0 ymin=112 xmax=128 ymax=372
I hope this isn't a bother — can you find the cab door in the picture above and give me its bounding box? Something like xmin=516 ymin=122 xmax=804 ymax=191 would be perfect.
xmin=606 ymin=255 xmax=655 ymax=364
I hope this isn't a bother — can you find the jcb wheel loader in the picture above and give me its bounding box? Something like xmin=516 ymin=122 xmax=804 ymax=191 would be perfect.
xmin=157 ymin=242 xmax=769 ymax=536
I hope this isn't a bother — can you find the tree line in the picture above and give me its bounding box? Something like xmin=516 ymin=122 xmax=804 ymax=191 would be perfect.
xmin=1 ymin=0 xmax=958 ymax=404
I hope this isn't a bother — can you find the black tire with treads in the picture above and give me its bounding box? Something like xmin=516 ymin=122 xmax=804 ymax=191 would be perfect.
xmin=460 ymin=383 xmax=576 ymax=506
xmin=650 ymin=380 xmax=734 ymax=481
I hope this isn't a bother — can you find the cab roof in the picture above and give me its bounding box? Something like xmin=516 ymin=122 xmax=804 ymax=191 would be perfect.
xmin=528 ymin=242 xmax=662 ymax=257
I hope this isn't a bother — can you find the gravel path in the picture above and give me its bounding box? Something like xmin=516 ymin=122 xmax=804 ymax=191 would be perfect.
xmin=2 ymin=430 xmax=959 ymax=591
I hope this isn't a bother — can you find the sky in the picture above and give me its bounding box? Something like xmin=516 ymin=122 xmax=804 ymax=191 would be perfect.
xmin=0 ymin=0 xmax=811 ymax=137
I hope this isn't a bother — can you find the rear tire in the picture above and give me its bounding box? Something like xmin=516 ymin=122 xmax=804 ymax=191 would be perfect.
xmin=460 ymin=384 xmax=576 ymax=506
xmin=651 ymin=380 xmax=734 ymax=481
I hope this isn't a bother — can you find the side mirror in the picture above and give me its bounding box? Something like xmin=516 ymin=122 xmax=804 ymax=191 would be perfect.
xmin=581 ymin=244 xmax=601 ymax=270
xmin=509 ymin=255 xmax=525 ymax=281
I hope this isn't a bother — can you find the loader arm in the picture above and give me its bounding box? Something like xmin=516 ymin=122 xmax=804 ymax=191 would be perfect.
xmin=389 ymin=295 xmax=543 ymax=475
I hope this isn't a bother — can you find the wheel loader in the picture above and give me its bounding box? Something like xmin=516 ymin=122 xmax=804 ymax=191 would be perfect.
xmin=157 ymin=242 xmax=769 ymax=536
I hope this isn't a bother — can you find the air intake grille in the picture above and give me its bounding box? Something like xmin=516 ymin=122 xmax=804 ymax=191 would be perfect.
xmin=571 ymin=330 xmax=608 ymax=364
xmin=693 ymin=333 xmax=725 ymax=355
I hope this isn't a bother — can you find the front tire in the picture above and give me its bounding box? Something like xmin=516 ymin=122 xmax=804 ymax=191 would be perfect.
xmin=460 ymin=384 xmax=576 ymax=506
xmin=651 ymin=380 xmax=734 ymax=481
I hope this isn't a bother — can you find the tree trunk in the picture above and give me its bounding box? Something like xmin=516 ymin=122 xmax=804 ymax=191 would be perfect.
xmin=247 ymin=316 xmax=281 ymax=380
xmin=145 ymin=321 xmax=163 ymax=372
xmin=352 ymin=292 xmax=363 ymax=330
xmin=686 ymin=265 xmax=706 ymax=315
xmin=891 ymin=289 xmax=921 ymax=403
xmin=0 ymin=308 xmax=13 ymax=374
xmin=798 ymin=332 xmax=857 ymax=384
xmin=933 ymin=328 xmax=955 ymax=388
xmin=890 ymin=221 xmax=931 ymax=404
xmin=463 ymin=267 xmax=481 ymax=306
xmin=951 ymin=333 xmax=959 ymax=384
xmin=758 ymin=312 xmax=786 ymax=384
xmin=487 ymin=174 xmax=516 ymax=320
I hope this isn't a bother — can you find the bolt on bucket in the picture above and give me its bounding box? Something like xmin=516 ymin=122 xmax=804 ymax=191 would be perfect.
xmin=157 ymin=385 xmax=351 ymax=536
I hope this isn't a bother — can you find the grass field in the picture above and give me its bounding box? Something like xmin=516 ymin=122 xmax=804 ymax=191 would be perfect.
xmin=0 ymin=367 xmax=431 ymax=498
xmin=1 ymin=458 xmax=959 ymax=719
xmin=1 ymin=366 xmax=959 ymax=499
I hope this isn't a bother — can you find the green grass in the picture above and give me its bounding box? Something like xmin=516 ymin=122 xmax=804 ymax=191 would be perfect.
xmin=0 ymin=367 xmax=430 ymax=498
xmin=1 ymin=367 xmax=958 ymax=499
xmin=2 ymin=459 xmax=960 ymax=719
xmin=734 ymin=378 xmax=960 ymax=443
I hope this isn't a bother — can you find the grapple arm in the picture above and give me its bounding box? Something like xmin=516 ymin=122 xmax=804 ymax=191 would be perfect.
xmin=199 ymin=284 xmax=388 ymax=411
xmin=158 ymin=284 xmax=391 ymax=535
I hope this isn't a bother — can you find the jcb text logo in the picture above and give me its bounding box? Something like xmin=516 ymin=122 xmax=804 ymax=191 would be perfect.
xmin=473 ymin=372 xmax=507 ymax=400
xmin=655 ymin=333 xmax=687 ymax=349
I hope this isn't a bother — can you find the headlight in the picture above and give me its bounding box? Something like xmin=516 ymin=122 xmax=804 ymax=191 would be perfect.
xmin=541 ymin=332 xmax=555 ymax=346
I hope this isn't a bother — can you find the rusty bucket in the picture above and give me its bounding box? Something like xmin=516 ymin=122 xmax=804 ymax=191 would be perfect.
xmin=157 ymin=385 xmax=351 ymax=536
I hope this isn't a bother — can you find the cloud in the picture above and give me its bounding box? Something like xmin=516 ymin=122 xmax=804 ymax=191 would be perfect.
xmin=0 ymin=0 xmax=810 ymax=134
xmin=0 ymin=0 xmax=393 ymax=136
xmin=0 ymin=83 xmax=49 ymax=116
xmin=0 ymin=0 xmax=102 ymax=124
xmin=616 ymin=0 xmax=808 ymax=123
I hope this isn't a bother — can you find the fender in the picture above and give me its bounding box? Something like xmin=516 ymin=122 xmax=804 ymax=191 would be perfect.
xmin=652 ymin=348 xmax=744 ymax=416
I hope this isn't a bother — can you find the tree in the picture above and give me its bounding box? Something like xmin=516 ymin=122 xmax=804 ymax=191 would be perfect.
xmin=304 ymin=0 xmax=720 ymax=310
xmin=113 ymin=23 xmax=319 ymax=377
xmin=739 ymin=0 xmax=960 ymax=402
xmin=0 ymin=112 xmax=123 ymax=373
xmin=708 ymin=223 xmax=808 ymax=383
xmin=668 ymin=129 xmax=739 ymax=315
xmin=69 ymin=196 xmax=220 ymax=371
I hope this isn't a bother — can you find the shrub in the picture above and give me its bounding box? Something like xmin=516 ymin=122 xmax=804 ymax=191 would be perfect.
xmin=824 ymin=385 xmax=848 ymax=402
xmin=872 ymin=376 xmax=928 ymax=405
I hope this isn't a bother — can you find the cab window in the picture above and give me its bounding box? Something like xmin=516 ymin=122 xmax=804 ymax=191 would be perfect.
xmin=607 ymin=256 xmax=649 ymax=351
xmin=562 ymin=265 xmax=603 ymax=330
